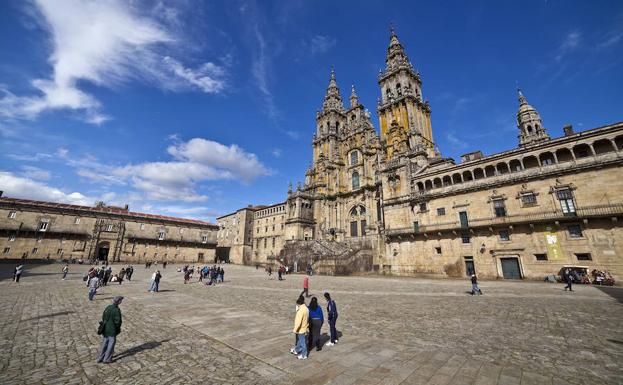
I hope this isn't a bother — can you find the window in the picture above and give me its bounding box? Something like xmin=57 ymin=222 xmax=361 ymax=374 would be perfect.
xmin=352 ymin=171 xmax=360 ymax=190
xmin=350 ymin=221 xmax=358 ymax=237
xmin=499 ymin=230 xmax=510 ymax=241
xmin=158 ymin=231 xmax=165 ymax=240
xmin=534 ymin=253 xmax=548 ymax=261
xmin=201 ymin=235 xmax=208 ymax=244
xmin=3 ymin=247 xmax=10 ymax=254
xmin=106 ymin=224 xmax=113 ymax=232
xmin=32 ymin=247 xmax=38 ymax=254
xmin=264 ymin=238 xmax=267 ymax=248
xmin=38 ymin=220 xmax=49 ymax=232
xmin=459 ymin=211 xmax=469 ymax=228
xmin=272 ymin=225 xmax=275 ymax=231
xmin=567 ymin=225 xmax=583 ymax=238
xmin=461 ymin=234 xmax=471 ymax=244
xmin=413 ymin=221 xmax=419 ymax=233
xmin=464 ymin=256 xmax=475 ymax=276
xmin=257 ymin=228 xmax=259 ymax=233
xmin=9 ymin=235 xmax=15 ymax=242
xmin=350 ymin=151 xmax=359 ymax=165
xmin=419 ymin=202 xmax=427 ymax=212
xmin=542 ymin=158 xmax=553 ymax=166
xmin=179 ymin=228 xmax=184 ymax=234
xmin=74 ymin=217 xmax=81 ymax=224
xmin=556 ymin=189 xmax=575 ymax=215
xmin=57 ymin=249 xmax=63 ymax=255
xmin=37 ymin=236 xmax=42 ymax=243
xmin=140 ymin=223 xmax=145 ymax=230
xmin=8 ymin=211 xmax=16 ymax=219
xmin=434 ymin=246 xmax=442 ymax=255
xmin=575 ymin=253 xmax=592 ymax=261
xmin=272 ymin=237 xmax=275 ymax=247
xmin=360 ymin=220 xmax=367 ymax=236
xmin=520 ymin=193 xmax=537 ymax=206
xmin=492 ymin=200 xmax=506 ymax=217
xmin=436 ymin=207 xmax=446 ymax=216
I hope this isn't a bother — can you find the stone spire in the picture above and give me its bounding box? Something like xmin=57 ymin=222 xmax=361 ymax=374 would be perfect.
xmin=384 ymin=27 xmax=413 ymax=74
xmin=516 ymin=88 xmax=549 ymax=147
xmin=349 ymin=84 xmax=359 ymax=108
xmin=322 ymin=67 xmax=344 ymax=112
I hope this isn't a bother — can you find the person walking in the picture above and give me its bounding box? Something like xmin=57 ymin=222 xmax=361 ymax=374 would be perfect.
xmin=14 ymin=265 xmax=23 ymax=283
xmin=290 ymin=296 xmax=309 ymax=360
xmin=307 ymin=297 xmax=324 ymax=352
xmin=278 ymin=266 xmax=283 ymax=281
xmin=88 ymin=275 xmax=100 ymax=301
xmin=184 ymin=269 xmax=191 ymax=284
xmin=103 ymin=267 xmax=111 ymax=286
xmin=324 ymin=292 xmax=339 ymax=346
xmin=126 ymin=266 xmax=133 ymax=281
xmin=154 ymin=270 xmax=162 ymax=292
xmin=219 ymin=267 xmax=224 ymax=283
xmin=163 ymin=261 xmax=167 ymax=269
xmin=300 ymin=275 xmax=309 ymax=298
xmin=564 ymin=268 xmax=573 ymax=291
xmin=470 ymin=274 xmax=483 ymax=295
xmin=97 ymin=296 xmax=123 ymax=363
xmin=148 ymin=271 xmax=158 ymax=292
xmin=62 ymin=265 xmax=69 ymax=280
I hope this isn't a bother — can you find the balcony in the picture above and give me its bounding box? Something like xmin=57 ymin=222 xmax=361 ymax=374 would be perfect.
xmin=384 ymin=203 xmax=623 ymax=237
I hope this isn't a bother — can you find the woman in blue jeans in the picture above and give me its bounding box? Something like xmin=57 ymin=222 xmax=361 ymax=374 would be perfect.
xmin=324 ymin=292 xmax=338 ymax=346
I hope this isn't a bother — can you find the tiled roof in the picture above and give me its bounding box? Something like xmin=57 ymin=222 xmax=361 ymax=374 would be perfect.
xmin=0 ymin=197 xmax=218 ymax=228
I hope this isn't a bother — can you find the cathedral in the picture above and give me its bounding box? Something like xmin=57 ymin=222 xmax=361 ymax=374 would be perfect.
xmin=215 ymin=28 xmax=623 ymax=281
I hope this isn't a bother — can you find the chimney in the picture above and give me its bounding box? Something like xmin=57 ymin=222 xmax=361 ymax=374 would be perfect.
xmin=563 ymin=124 xmax=574 ymax=136
xmin=0 ymin=190 xmax=3 ymax=197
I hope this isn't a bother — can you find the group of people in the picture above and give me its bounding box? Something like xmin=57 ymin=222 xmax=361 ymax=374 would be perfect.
xmin=291 ymin=291 xmax=339 ymax=360
xmin=84 ymin=265 xmax=134 ymax=301
xmin=145 ymin=260 xmax=167 ymax=269
xmin=181 ymin=264 xmax=225 ymax=285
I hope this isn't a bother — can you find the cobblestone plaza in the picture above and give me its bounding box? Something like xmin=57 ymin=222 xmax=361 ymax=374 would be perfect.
xmin=0 ymin=263 xmax=621 ymax=385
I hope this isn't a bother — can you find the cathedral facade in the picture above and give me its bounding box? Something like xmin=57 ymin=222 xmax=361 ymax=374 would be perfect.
xmin=222 ymin=30 xmax=623 ymax=280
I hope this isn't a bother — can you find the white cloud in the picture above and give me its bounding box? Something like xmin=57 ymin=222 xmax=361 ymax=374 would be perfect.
xmin=0 ymin=171 xmax=93 ymax=205
xmin=72 ymin=138 xmax=272 ymax=202
xmin=271 ymin=148 xmax=282 ymax=158
xmin=555 ymin=31 xmax=581 ymax=62
xmin=310 ymin=35 xmax=337 ymax=55
xmin=0 ymin=0 xmax=227 ymax=124
xmin=20 ymin=166 xmax=51 ymax=181
xmin=444 ymin=131 xmax=469 ymax=150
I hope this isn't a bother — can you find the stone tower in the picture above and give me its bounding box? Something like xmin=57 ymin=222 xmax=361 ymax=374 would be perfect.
xmin=377 ymin=28 xmax=435 ymax=160
xmin=516 ymin=89 xmax=550 ymax=147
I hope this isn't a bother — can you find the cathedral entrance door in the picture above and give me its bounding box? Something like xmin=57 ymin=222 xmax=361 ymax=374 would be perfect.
xmin=500 ymin=257 xmax=522 ymax=279
xmin=96 ymin=242 xmax=110 ymax=261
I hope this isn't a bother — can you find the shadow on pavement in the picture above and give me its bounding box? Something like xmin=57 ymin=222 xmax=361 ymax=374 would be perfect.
xmin=113 ymin=339 xmax=171 ymax=361
xmin=594 ymin=286 xmax=623 ymax=304
xmin=22 ymin=310 xmax=75 ymax=322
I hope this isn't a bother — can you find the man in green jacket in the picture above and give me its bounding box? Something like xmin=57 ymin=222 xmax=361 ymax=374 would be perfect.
xmin=97 ymin=296 xmax=123 ymax=363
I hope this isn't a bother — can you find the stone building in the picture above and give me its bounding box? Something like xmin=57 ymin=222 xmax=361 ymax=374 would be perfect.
xmin=252 ymin=202 xmax=287 ymax=265
xmin=0 ymin=196 xmax=218 ymax=263
xmin=216 ymin=206 xmax=255 ymax=264
xmin=220 ymin=28 xmax=623 ymax=281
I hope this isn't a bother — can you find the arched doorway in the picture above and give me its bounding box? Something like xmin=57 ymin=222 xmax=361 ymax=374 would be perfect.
xmin=96 ymin=242 xmax=110 ymax=261
xmin=349 ymin=205 xmax=367 ymax=237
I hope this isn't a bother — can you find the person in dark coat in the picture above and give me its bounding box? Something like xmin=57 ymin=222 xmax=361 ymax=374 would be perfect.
xmin=307 ymin=297 xmax=324 ymax=352
xmin=97 ymin=296 xmax=123 ymax=363
xmin=563 ymin=268 xmax=574 ymax=291
xmin=324 ymin=292 xmax=338 ymax=346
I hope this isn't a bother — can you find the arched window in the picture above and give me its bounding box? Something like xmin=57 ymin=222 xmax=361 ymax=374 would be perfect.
xmin=527 ymin=125 xmax=533 ymax=133
xmin=350 ymin=150 xmax=359 ymax=165
xmin=396 ymin=83 xmax=402 ymax=95
xmin=352 ymin=171 xmax=360 ymax=190
xmin=349 ymin=205 xmax=367 ymax=237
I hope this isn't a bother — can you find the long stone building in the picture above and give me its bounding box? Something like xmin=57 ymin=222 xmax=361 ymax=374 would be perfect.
xmin=0 ymin=197 xmax=218 ymax=263
xmin=218 ymin=29 xmax=623 ymax=281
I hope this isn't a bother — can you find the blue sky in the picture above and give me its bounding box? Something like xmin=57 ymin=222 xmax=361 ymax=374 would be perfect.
xmin=1 ymin=1 xmax=622 ymax=222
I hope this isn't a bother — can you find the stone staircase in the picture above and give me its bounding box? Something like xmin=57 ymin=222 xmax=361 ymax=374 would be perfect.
xmin=281 ymin=239 xmax=373 ymax=275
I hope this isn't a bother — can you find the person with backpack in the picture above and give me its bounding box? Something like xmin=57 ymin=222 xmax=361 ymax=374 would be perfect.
xmin=97 ymin=296 xmax=123 ymax=363
xmin=324 ymin=292 xmax=339 ymax=346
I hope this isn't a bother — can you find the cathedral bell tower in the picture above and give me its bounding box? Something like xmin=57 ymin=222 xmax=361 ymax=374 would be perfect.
xmin=313 ymin=68 xmax=346 ymax=165
xmin=516 ymin=89 xmax=550 ymax=147
xmin=377 ymin=28 xmax=435 ymax=160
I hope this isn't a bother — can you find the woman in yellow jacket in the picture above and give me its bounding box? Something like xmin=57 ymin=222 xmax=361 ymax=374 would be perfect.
xmin=290 ymin=296 xmax=309 ymax=359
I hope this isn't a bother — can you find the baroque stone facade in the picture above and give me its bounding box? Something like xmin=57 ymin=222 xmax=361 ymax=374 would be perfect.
xmin=220 ymin=29 xmax=623 ymax=281
xmin=0 ymin=197 xmax=218 ymax=263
